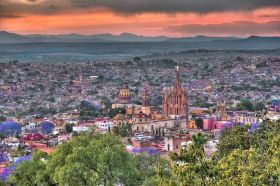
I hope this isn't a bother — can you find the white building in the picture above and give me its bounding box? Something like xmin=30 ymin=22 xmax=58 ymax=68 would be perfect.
xmin=95 ymin=118 xmax=114 ymax=131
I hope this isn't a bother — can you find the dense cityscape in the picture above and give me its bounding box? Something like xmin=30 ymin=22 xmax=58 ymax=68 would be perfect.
xmin=0 ymin=49 xmax=279 ymax=184
xmin=1 ymin=0 xmax=280 ymax=185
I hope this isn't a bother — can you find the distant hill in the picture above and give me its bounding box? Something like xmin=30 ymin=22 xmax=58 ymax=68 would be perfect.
xmin=0 ymin=31 xmax=169 ymax=43
xmin=1 ymin=31 xmax=280 ymax=50
xmin=90 ymin=33 xmax=169 ymax=42
xmin=0 ymin=31 xmax=30 ymax=43
xmin=166 ymin=35 xmax=240 ymax=42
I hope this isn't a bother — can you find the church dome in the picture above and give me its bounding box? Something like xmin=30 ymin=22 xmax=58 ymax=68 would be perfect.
xmin=119 ymin=88 xmax=131 ymax=97
xmin=118 ymin=85 xmax=132 ymax=104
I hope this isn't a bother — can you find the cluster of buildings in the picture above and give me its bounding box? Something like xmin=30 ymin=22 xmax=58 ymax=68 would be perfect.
xmin=0 ymin=50 xmax=280 ymax=160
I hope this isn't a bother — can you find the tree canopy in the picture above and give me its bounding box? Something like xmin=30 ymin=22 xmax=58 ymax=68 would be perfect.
xmin=6 ymin=120 xmax=280 ymax=185
xmin=8 ymin=133 xmax=141 ymax=186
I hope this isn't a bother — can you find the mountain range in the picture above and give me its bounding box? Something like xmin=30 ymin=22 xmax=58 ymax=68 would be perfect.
xmin=0 ymin=31 xmax=170 ymax=43
xmin=1 ymin=31 xmax=280 ymax=50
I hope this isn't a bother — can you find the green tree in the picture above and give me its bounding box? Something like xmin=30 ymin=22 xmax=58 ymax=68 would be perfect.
xmin=112 ymin=126 xmax=120 ymax=136
xmin=217 ymin=125 xmax=251 ymax=158
xmin=168 ymin=133 xmax=214 ymax=185
xmin=8 ymin=151 xmax=51 ymax=186
xmin=235 ymin=99 xmax=254 ymax=111
xmin=65 ymin=123 xmax=73 ymax=133
xmin=108 ymin=108 xmax=126 ymax=118
xmin=0 ymin=115 xmax=6 ymax=122
xmin=119 ymin=123 xmax=132 ymax=137
xmin=195 ymin=118 xmax=203 ymax=129
xmin=46 ymin=133 xmax=139 ymax=186
xmin=135 ymin=153 xmax=171 ymax=185
xmin=8 ymin=133 xmax=140 ymax=186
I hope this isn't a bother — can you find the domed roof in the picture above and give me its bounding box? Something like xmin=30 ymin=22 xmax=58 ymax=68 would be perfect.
xmin=119 ymin=88 xmax=131 ymax=97
xmin=0 ymin=121 xmax=22 ymax=136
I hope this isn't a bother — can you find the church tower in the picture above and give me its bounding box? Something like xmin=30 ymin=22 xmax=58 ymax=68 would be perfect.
xmin=216 ymin=101 xmax=227 ymax=121
xmin=163 ymin=66 xmax=188 ymax=118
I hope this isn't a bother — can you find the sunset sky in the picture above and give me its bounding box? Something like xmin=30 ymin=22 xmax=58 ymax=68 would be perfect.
xmin=0 ymin=0 xmax=280 ymax=37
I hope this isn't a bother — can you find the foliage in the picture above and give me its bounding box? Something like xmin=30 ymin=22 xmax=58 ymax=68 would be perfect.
xmin=0 ymin=121 xmax=22 ymax=136
xmin=108 ymin=108 xmax=126 ymax=118
xmin=155 ymin=121 xmax=280 ymax=185
xmin=134 ymin=153 xmax=171 ymax=186
xmin=7 ymin=152 xmax=49 ymax=186
xmin=7 ymin=121 xmax=280 ymax=185
xmin=40 ymin=121 xmax=55 ymax=134
xmin=48 ymin=133 xmax=139 ymax=186
xmin=65 ymin=123 xmax=73 ymax=133
xmin=167 ymin=133 xmax=215 ymax=185
xmin=194 ymin=100 xmax=215 ymax=108
xmin=2 ymin=155 xmax=32 ymax=183
xmin=232 ymin=99 xmax=265 ymax=111
xmin=217 ymin=124 xmax=251 ymax=157
xmin=0 ymin=116 xmax=6 ymax=122
xmin=79 ymin=101 xmax=99 ymax=117
xmin=195 ymin=118 xmax=203 ymax=129
xmin=8 ymin=133 xmax=142 ymax=186
xmin=112 ymin=123 xmax=132 ymax=137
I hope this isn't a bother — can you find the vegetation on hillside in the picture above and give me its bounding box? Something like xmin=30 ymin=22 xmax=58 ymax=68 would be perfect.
xmin=7 ymin=120 xmax=280 ymax=185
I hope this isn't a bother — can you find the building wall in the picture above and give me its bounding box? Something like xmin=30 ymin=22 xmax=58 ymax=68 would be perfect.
xmin=164 ymin=135 xmax=191 ymax=152
xmin=132 ymin=119 xmax=176 ymax=133
xmin=235 ymin=112 xmax=258 ymax=123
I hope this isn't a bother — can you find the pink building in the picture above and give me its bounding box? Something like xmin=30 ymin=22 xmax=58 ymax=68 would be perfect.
xmin=203 ymin=117 xmax=217 ymax=130
xmin=203 ymin=118 xmax=234 ymax=130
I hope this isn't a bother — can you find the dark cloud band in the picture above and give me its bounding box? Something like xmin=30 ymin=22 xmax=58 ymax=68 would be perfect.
xmin=0 ymin=14 xmax=23 ymax=19
xmin=1 ymin=0 xmax=280 ymax=16
xmin=70 ymin=0 xmax=280 ymax=14
xmin=166 ymin=21 xmax=280 ymax=35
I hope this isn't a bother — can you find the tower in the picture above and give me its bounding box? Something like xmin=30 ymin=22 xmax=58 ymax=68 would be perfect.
xmin=163 ymin=66 xmax=188 ymax=118
xmin=216 ymin=101 xmax=227 ymax=121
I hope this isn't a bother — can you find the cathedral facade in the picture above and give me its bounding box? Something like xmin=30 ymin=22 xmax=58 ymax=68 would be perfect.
xmin=163 ymin=66 xmax=188 ymax=118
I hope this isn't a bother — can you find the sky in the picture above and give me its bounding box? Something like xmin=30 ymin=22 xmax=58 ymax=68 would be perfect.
xmin=0 ymin=0 xmax=280 ymax=37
